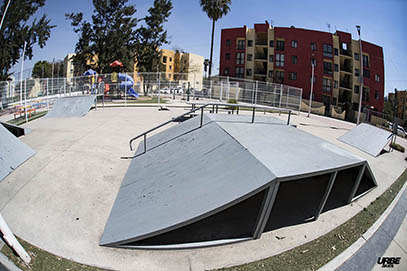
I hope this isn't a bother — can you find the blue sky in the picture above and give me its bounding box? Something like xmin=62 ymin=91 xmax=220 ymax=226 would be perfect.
xmin=8 ymin=0 xmax=407 ymax=96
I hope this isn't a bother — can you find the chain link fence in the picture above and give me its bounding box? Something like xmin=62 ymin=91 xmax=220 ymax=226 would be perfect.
xmin=0 ymin=72 xmax=303 ymax=114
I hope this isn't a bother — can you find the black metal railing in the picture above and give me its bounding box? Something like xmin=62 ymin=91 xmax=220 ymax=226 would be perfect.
xmin=128 ymin=102 xmax=292 ymax=155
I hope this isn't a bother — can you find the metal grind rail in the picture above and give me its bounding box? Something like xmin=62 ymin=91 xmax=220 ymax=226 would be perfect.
xmin=128 ymin=103 xmax=292 ymax=156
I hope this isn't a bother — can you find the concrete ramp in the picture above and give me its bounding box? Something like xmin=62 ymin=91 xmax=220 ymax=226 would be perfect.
xmin=0 ymin=124 xmax=35 ymax=182
xmin=101 ymin=114 xmax=377 ymax=249
xmin=46 ymin=95 xmax=96 ymax=118
xmin=338 ymin=123 xmax=393 ymax=157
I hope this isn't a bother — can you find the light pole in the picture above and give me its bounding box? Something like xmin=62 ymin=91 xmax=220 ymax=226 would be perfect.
xmin=307 ymin=56 xmax=315 ymax=117
xmin=356 ymin=25 xmax=364 ymax=124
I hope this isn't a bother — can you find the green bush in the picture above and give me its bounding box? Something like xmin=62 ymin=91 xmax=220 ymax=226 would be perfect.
xmin=227 ymin=99 xmax=238 ymax=111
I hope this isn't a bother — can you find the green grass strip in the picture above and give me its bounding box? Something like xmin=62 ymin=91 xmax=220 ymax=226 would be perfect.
xmin=218 ymin=170 xmax=407 ymax=271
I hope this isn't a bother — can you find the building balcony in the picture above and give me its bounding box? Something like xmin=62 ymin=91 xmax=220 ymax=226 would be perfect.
xmin=254 ymin=69 xmax=267 ymax=76
xmin=255 ymin=40 xmax=268 ymax=46
xmin=340 ymin=65 xmax=353 ymax=73
xmin=255 ymin=54 xmax=267 ymax=61
xmin=340 ymin=49 xmax=352 ymax=57
xmin=340 ymin=81 xmax=352 ymax=90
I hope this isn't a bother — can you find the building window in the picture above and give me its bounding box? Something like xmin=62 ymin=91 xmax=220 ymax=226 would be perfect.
xmin=247 ymin=54 xmax=253 ymax=61
xmin=375 ymin=74 xmax=380 ymax=82
xmin=169 ymin=57 xmax=172 ymax=62
xmin=334 ymin=48 xmax=338 ymax=56
xmin=363 ymin=69 xmax=370 ymax=78
xmin=375 ymin=90 xmax=380 ymax=100
xmin=290 ymin=72 xmax=297 ymax=80
xmin=269 ymin=70 xmax=273 ymax=78
xmin=275 ymin=70 xmax=284 ymax=83
xmin=334 ymin=80 xmax=338 ymax=89
xmin=291 ymin=55 xmax=298 ymax=64
xmin=235 ymin=67 xmax=244 ymax=78
xmin=224 ymin=67 xmax=230 ymax=75
xmin=354 ymin=85 xmax=360 ymax=94
xmin=276 ymin=53 xmax=284 ymax=67
xmin=163 ymin=56 xmax=167 ymax=63
xmin=248 ymin=40 xmax=253 ymax=47
xmin=169 ymin=65 xmax=172 ymax=70
xmin=333 ymin=97 xmax=337 ymax=105
xmin=354 ymin=53 xmax=360 ymax=60
xmin=276 ymin=40 xmax=285 ymax=51
xmin=355 ymin=68 xmax=360 ymax=77
xmin=236 ymin=52 xmax=245 ymax=64
xmin=323 ymin=78 xmax=332 ymax=91
xmin=311 ymin=58 xmax=317 ymax=66
xmin=323 ymin=44 xmax=333 ymax=58
xmin=322 ymin=95 xmax=330 ymax=105
xmin=363 ymin=55 xmax=369 ymax=67
xmin=334 ymin=64 xmax=338 ymax=72
xmin=237 ymin=40 xmax=245 ymax=50
xmin=311 ymin=42 xmax=317 ymax=51
xmin=225 ymin=53 xmax=230 ymax=60
xmin=323 ymin=62 xmax=332 ymax=74
xmin=226 ymin=39 xmax=231 ymax=46
xmin=362 ymin=87 xmax=369 ymax=102
xmin=291 ymin=40 xmax=297 ymax=48
xmin=269 ymin=40 xmax=274 ymax=47
xmin=269 ymin=55 xmax=274 ymax=62
xmin=246 ymin=68 xmax=252 ymax=76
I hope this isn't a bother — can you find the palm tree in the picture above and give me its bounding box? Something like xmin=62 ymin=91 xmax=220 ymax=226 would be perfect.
xmin=200 ymin=0 xmax=232 ymax=78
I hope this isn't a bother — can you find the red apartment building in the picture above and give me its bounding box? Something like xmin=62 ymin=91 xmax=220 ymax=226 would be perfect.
xmin=219 ymin=23 xmax=385 ymax=114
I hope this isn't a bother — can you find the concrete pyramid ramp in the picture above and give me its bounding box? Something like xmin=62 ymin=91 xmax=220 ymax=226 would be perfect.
xmin=338 ymin=123 xmax=393 ymax=157
xmin=101 ymin=114 xmax=377 ymax=249
xmin=0 ymin=123 xmax=35 ymax=182
xmin=46 ymin=95 xmax=96 ymax=118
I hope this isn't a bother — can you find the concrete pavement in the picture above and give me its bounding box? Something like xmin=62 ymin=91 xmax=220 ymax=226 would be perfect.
xmin=0 ymin=106 xmax=406 ymax=270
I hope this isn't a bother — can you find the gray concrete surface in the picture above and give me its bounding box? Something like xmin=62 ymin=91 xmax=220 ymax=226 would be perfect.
xmin=45 ymin=95 xmax=96 ymax=118
xmin=0 ymin=123 xmax=35 ymax=182
xmin=338 ymin=123 xmax=393 ymax=157
xmin=0 ymin=108 xmax=405 ymax=270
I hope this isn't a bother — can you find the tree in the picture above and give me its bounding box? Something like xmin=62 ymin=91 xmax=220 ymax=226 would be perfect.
xmin=66 ymin=0 xmax=139 ymax=74
xmin=32 ymin=60 xmax=65 ymax=78
xmin=0 ymin=0 xmax=54 ymax=81
xmin=200 ymin=0 xmax=231 ymax=79
xmin=135 ymin=0 xmax=173 ymax=73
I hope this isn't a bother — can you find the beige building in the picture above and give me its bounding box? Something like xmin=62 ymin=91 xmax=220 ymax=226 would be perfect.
xmin=389 ymin=90 xmax=407 ymax=120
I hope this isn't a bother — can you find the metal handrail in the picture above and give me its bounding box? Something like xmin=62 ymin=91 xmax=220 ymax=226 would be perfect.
xmin=128 ymin=102 xmax=292 ymax=153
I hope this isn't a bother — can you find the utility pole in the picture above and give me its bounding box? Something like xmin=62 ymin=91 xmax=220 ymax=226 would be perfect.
xmin=308 ymin=58 xmax=315 ymax=117
xmin=356 ymin=25 xmax=364 ymax=125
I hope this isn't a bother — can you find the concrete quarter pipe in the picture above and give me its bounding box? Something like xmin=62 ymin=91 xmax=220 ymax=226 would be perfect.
xmin=46 ymin=95 xmax=96 ymax=118
xmin=0 ymin=124 xmax=35 ymax=182
xmin=101 ymin=114 xmax=377 ymax=248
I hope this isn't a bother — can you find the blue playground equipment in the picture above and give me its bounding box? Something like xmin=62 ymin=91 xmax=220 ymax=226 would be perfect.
xmin=118 ymin=73 xmax=139 ymax=98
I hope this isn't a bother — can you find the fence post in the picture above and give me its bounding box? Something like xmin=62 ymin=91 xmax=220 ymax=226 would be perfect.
xmin=279 ymin=84 xmax=283 ymax=109
xmin=235 ymin=82 xmax=239 ymax=101
xmin=298 ymin=88 xmax=303 ymax=114
xmin=124 ymin=74 xmax=127 ymax=107
xmin=255 ymin=80 xmax=258 ymax=105
xmin=227 ymin=81 xmax=230 ymax=101
xmin=46 ymin=78 xmax=49 ymax=108
xmin=24 ymin=79 xmax=28 ymax=123
xmin=64 ymin=78 xmax=66 ymax=96
xmin=286 ymin=87 xmax=289 ymax=108
xmin=220 ymin=81 xmax=223 ymax=101
xmin=158 ymin=71 xmax=161 ymax=106
xmin=210 ymin=79 xmax=213 ymax=100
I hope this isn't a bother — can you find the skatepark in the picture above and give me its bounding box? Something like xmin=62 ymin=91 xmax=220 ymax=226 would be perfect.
xmin=0 ymin=95 xmax=406 ymax=270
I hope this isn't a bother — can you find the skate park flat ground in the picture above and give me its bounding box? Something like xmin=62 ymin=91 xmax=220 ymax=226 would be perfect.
xmin=0 ymin=105 xmax=406 ymax=271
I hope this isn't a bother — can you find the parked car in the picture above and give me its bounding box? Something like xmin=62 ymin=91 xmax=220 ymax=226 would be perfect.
xmin=388 ymin=122 xmax=406 ymax=137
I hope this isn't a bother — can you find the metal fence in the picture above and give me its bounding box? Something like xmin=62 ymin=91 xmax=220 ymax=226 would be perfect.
xmin=0 ymin=72 xmax=303 ymax=113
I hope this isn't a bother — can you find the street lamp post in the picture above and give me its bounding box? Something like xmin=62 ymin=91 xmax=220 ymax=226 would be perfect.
xmin=356 ymin=25 xmax=364 ymax=125
xmin=307 ymin=57 xmax=315 ymax=118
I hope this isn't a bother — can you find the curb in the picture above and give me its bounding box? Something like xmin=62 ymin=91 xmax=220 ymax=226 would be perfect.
xmin=319 ymin=179 xmax=407 ymax=271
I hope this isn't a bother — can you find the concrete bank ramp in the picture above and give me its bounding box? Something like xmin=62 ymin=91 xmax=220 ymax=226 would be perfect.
xmin=0 ymin=123 xmax=35 ymax=182
xmin=101 ymin=114 xmax=377 ymax=249
xmin=46 ymin=95 xmax=96 ymax=118
xmin=338 ymin=123 xmax=393 ymax=157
